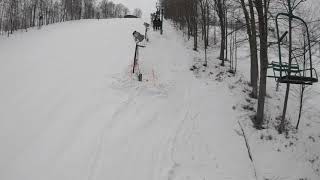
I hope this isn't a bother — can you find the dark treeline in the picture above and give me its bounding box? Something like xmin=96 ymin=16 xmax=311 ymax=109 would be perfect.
xmin=0 ymin=0 xmax=142 ymax=36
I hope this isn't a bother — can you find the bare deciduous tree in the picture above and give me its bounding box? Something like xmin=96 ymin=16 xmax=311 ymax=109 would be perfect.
xmin=133 ymin=8 xmax=142 ymax=18
xmin=0 ymin=0 xmax=130 ymax=35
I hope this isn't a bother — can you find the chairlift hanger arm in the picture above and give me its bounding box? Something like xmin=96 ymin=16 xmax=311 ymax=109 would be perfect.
xmin=279 ymin=31 xmax=288 ymax=42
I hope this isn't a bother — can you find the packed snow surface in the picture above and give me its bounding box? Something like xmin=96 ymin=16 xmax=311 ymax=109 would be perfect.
xmin=0 ymin=19 xmax=254 ymax=180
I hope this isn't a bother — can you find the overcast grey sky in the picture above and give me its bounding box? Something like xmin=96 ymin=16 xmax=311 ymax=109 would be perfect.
xmin=112 ymin=0 xmax=157 ymax=18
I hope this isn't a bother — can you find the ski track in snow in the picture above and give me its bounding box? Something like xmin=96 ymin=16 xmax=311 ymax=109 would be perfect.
xmin=0 ymin=19 xmax=254 ymax=180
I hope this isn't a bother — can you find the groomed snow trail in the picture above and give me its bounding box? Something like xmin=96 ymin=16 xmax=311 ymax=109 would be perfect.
xmin=0 ymin=19 xmax=253 ymax=180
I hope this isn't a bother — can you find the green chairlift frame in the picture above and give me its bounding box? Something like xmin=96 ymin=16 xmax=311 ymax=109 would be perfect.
xmin=268 ymin=13 xmax=318 ymax=85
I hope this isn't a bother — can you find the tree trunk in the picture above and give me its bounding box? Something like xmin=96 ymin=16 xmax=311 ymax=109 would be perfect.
xmin=249 ymin=0 xmax=258 ymax=98
xmin=194 ymin=21 xmax=198 ymax=51
xmin=33 ymin=1 xmax=37 ymax=27
xmin=255 ymin=0 xmax=268 ymax=129
xmin=280 ymin=0 xmax=293 ymax=134
xmin=206 ymin=2 xmax=209 ymax=47
xmin=225 ymin=4 xmax=228 ymax=64
xmin=216 ymin=0 xmax=225 ymax=65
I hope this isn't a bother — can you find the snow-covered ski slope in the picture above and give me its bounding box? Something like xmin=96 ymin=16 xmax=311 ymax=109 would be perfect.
xmin=0 ymin=19 xmax=254 ymax=180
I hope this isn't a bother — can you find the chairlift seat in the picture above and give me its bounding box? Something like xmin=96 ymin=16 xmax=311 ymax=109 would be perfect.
xmin=268 ymin=61 xmax=318 ymax=85
xmin=278 ymin=75 xmax=318 ymax=85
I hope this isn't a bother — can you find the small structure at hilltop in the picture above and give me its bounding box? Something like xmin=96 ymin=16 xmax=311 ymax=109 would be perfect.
xmin=124 ymin=15 xmax=138 ymax=18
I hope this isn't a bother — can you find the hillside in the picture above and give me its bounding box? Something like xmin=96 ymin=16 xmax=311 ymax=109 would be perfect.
xmin=0 ymin=18 xmax=319 ymax=180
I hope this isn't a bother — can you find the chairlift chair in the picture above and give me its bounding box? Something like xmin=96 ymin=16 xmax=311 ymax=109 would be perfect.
xmin=267 ymin=13 xmax=318 ymax=85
